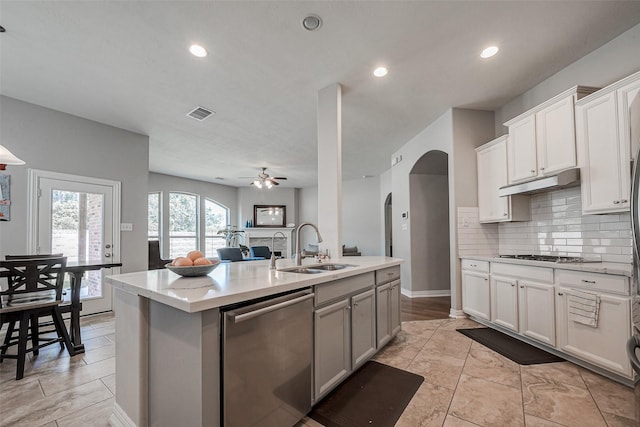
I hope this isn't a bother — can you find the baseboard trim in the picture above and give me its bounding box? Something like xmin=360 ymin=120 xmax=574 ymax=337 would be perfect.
xmin=400 ymin=289 xmax=451 ymax=298
xmin=109 ymin=403 xmax=137 ymax=427
xmin=449 ymin=308 xmax=466 ymax=319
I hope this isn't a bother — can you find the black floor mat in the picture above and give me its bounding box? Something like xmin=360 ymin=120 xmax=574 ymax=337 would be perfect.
xmin=309 ymin=361 xmax=423 ymax=427
xmin=457 ymin=327 xmax=564 ymax=365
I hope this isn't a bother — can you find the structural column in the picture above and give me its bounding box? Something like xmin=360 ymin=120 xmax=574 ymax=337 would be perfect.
xmin=317 ymin=83 xmax=342 ymax=258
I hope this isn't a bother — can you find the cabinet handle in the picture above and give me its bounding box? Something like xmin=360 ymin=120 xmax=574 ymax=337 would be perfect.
xmin=470 ymin=264 xmax=477 ymax=267
xmin=558 ymin=292 xmax=564 ymax=296
xmin=520 ymin=285 xmax=524 ymax=289
xmin=354 ymin=302 xmax=359 ymax=307
xmin=345 ymin=306 xmax=351 ymax=311
xmin=511 ymin=284 xmax=515 ymax=287
xmin=621 ymin=199 xmax=628 ymax=203
xmin=503 ymin=213 xmax=508 ymax=216
xmin=540 ymin=167 xmax=545 ymax=171
xmin=581 ymin=279 xmax=596 ymax=284
xmin=530 ymin=169 xmax=536 ymax=174
xmin=484 ymin=278 xmax=488 ymax=281
xmin=613 ymin=200 xmax=620 ymax=204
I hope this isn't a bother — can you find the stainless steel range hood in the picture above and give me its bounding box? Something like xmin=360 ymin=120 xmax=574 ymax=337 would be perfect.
xmin=498 ymin=168 xmax=580 ymax=197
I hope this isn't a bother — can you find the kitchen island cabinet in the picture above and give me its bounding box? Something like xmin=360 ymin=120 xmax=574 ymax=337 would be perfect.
xmin=107 ymin=256 xmax=402 ymax=427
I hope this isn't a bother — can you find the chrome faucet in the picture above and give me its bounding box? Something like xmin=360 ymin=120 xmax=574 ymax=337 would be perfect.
xmin=270 ymin=231 xmax=286 ymax=270
xmin=295 ymin=222 xmax=323 ymax=266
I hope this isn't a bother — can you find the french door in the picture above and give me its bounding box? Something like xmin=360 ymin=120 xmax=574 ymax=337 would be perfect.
xmin=28 ymin=170 xmax=120 ymax=315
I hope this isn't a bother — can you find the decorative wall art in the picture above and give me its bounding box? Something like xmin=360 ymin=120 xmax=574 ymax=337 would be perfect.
xmin=0 ymin=174 xmax=11 ymax=221
xmin=253 ymin=205 xmax=286 ymax=227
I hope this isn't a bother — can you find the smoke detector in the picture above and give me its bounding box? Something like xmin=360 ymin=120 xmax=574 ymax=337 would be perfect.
xmin=186 ymin=106 xmax=215 ymax=121
xmin=302 ymin=14 xmax=322 ymax=31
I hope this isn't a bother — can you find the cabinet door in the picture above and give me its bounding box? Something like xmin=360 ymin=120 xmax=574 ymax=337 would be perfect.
xmin=508 ymin=115 xmax=538 ymax=183
xmin=462 ymin=271 xmax=490 ymax=320
xmin=556 ymin=287 xmax=632 ymax=377
xmin=389 ymin=280 xmax=401 ymax=336
xmin=477 ymin=138 xmax=510 ymax=222
xmin=518 ymin=281 xmax=555 ymax=346
xmin=536 ymin=95 xmax=577 ymax=175
xmin=314 ymin=299 xmax=351 ymax=399
xmin=376 ymin=283 xmax=391 ymax=348
xmin=577 ymin=91 xmax=629 ymax=214
xmin=351 ymin=289 xmax=376 ymax=368
xmin=490 ymin=276 xmax=518 ymax=331
xmin=617 ymin=77 xmax=640 ymax=161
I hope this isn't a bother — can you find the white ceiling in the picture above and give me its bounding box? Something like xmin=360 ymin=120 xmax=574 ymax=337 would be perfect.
xmin=2 ymin=1 xmax=640 ymax=188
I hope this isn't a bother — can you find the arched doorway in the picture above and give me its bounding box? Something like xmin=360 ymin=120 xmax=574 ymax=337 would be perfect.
xmin=384 ymin=193 xmax=392 ymax=256
xmin=408 ymin=150 xmax=450 ymax=299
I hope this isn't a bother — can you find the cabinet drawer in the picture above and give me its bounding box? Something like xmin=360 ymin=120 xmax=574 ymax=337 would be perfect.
xmin=315 ymin=272 xmax=375 ymax=306
xmin=556 ymin=270 xmax=630 ymax=295
xmin=375 ymin=266 xmax=400 ymax=285
xmin=492 ymin=262 xmax=553 ymax=283
xmin=461 ymin=259 xmax=489 ymax=273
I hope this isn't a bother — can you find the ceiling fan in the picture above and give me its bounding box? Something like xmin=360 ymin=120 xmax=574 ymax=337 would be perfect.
xmin=243 ymin=167 xmax=288 ymax=189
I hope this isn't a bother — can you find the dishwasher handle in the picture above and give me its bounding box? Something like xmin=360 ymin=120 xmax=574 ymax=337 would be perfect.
xmin=230 ymin=291 xmax=314 ymax=323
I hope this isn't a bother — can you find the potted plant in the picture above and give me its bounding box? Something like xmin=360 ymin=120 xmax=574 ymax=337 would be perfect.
xmin=217 ymin=225 xmax=245 ymax=248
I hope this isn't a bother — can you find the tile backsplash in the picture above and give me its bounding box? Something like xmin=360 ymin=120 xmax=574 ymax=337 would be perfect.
xmin=458 ymin=187 xmax=633 ymax=264
xmin=457 ymin=207 xmax=499 ymax=257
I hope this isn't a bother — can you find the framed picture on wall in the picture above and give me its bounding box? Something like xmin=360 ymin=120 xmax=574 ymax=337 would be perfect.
xmin=253 ymin=205 xmax=286 ymax=227
xmin=0 ymin=174 xmax=10 ymax=221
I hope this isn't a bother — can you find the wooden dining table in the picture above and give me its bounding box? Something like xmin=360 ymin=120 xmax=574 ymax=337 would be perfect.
xmin=64 ymin=261 xmax=122 ymax=354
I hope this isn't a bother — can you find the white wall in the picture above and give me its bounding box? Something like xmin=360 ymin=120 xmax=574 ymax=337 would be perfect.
xmin=341 ymin=176 xmax=382 ymax=256
xmin=496 ymin=23 xmax=640 ymax=134
xmin=409 ymin=174 xmax=449 ymax=294
xmin=0 ymin=96 xmax=149 ymax=273
xmin=379 ymin=168 xmax=392 ymax=256
xmin=237 ymin=187 xmax=297 ymax=228
xmin=297 ymin=176 xmax=384 ymax=257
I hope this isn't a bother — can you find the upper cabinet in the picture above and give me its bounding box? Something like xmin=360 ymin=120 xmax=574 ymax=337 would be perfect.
xmin=476 ymin=136 xmax=529 ymax=223
xmin=576 ymin=70 xmax=640 ymax=214
xmin=504 ymin=86 xmax=599 ymax=184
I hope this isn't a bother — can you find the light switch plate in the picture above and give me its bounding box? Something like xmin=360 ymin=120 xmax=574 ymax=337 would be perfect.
xmin=120 ymin=223 xmax=133 ymax=232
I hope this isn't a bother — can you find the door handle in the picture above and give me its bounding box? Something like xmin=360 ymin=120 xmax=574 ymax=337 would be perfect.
xmin=105 ymin=253 xmax=111 ymax=258
xmin=105 ymin=244 xmax=112 ymax=249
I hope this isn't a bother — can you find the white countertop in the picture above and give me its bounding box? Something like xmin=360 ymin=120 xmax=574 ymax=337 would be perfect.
xmin=460 ymin=255 xmax=634 ymax=277
xmin=107 ymin=256 xmax=403 ymax=313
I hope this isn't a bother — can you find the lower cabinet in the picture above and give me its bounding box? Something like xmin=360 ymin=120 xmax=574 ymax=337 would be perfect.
xmin=518 ymin=281 xmax=556 ymax=346
xmin=490 ymin=276 xmax=518 ymax=331
xmin=462 ymin=270 xmax=491 ymax=320
xmin=376 ymin=279 xmax=401 ymax=348
xmin=556 ymin=286 xmax=632 ymax=377
xmin=314 ymin=287 xmax=376 ymax=400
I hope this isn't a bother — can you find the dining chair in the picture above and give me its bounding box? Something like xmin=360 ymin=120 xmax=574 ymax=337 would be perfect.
xmin=249 ymin=246 xmax=271 ymax=259
xmin=0 ymin=256 xmax=73 ymax=380
xmin=148 ymin=240 xmax=172 ymax=270
xmin=217 ymin=247 xmax=244 ymax=262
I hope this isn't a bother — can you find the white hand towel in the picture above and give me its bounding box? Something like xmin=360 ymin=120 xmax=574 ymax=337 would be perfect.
xmin=568 ymin=289 xmax=600 ymax=327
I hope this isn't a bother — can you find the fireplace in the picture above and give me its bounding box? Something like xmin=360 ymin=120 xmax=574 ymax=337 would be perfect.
xmin=244 ymin=227 xmax=295 ymax=258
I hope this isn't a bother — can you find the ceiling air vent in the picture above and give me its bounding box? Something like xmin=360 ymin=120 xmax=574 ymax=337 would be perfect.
xmin=186 ymin=106 xmax=215 ymax=121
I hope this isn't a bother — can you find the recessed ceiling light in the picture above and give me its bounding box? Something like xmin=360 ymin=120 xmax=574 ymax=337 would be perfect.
xmin=480 ymin=46 xmax=499 ymax=59
xmin=189 ymin=44 xmax=207 ymax=58
xmin=373 ymin=67 xmax=388 ymax=77
xmin=302 ymin=14 xmax=322 ymax=31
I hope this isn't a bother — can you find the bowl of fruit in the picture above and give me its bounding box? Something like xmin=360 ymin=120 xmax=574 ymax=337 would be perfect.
xmin=166 ymin=251 xmax=221 ymax=277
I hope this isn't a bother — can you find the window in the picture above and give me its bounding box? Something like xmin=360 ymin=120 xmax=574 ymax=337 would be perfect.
xmin=148 ymin=191 xmax=229 ymax=259
xmin=204 ymin=199 xmax=228 ymax=257
xmin=148 ymin=192 xmax=160 ymax=241
xmin=169 ymin=192 xmax=198 ymax=258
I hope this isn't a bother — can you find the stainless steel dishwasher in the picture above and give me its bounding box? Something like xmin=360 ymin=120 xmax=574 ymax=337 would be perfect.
xmin=221 ymin=288 xmax=314 ymax=427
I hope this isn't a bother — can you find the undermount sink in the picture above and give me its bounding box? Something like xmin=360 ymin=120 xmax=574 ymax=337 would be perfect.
xmin=279 ymin=263 xmax=354 ymax=274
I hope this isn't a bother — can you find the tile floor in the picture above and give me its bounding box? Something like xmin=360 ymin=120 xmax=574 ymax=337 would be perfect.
xmin=1 ymin=313 xmax=638 ymax=426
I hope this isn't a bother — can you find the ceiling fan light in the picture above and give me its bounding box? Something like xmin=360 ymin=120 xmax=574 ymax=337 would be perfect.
xmin=253 ymin=180 xmax=262 ymax=188
xmin=265 ymin=180 xmax=273 ymax=189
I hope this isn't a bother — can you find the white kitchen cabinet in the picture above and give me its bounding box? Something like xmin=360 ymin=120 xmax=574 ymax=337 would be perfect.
xmin=490 ymin=276 xmax=518 ymax=331
xmin=505 ymin=86 xmax=598 ymax=184
xmin=576 ymin=70 xmax=640 ymax=214
xmin=518 ymin=281 xmax=556 ymax=346
xmin=375 ymin=266 xmax=401 ymax=348
xmin=556 ymin=286 xmax=632 ymax=377
xmin=476 ymin=136 xmax=529 ymax=223
xmin=462 ymin=261 xmax=491 ymax=320
xmin=351 ymin=288 xmax=376 ymax=368
xmin=314 ymin=298 xmax=351 ymax=399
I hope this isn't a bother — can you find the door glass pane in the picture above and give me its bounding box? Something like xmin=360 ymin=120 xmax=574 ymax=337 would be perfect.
xmin=51 ymin=190 xmax=105 ymax=300
xmin=169 ymin=192 xmax=197 ymax=258
xmin=148 ymin=192 xmax=160 ymax=240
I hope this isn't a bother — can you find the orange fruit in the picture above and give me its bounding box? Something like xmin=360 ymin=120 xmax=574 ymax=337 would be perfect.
xmin=187 ymin=250 xmax=205 ymax=261
xmin=193 ymin=257 xmax=213 ymax=266
xmin=173 ymin=257 xmax=194 ymax=266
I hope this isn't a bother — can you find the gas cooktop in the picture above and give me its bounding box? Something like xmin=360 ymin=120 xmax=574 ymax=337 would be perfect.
xmin=496 ymin=254 xmax=599 ymax=263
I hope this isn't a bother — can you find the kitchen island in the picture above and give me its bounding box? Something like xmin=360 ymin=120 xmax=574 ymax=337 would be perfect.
xmin=106 ymin=256 xmax=403 ymax=427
